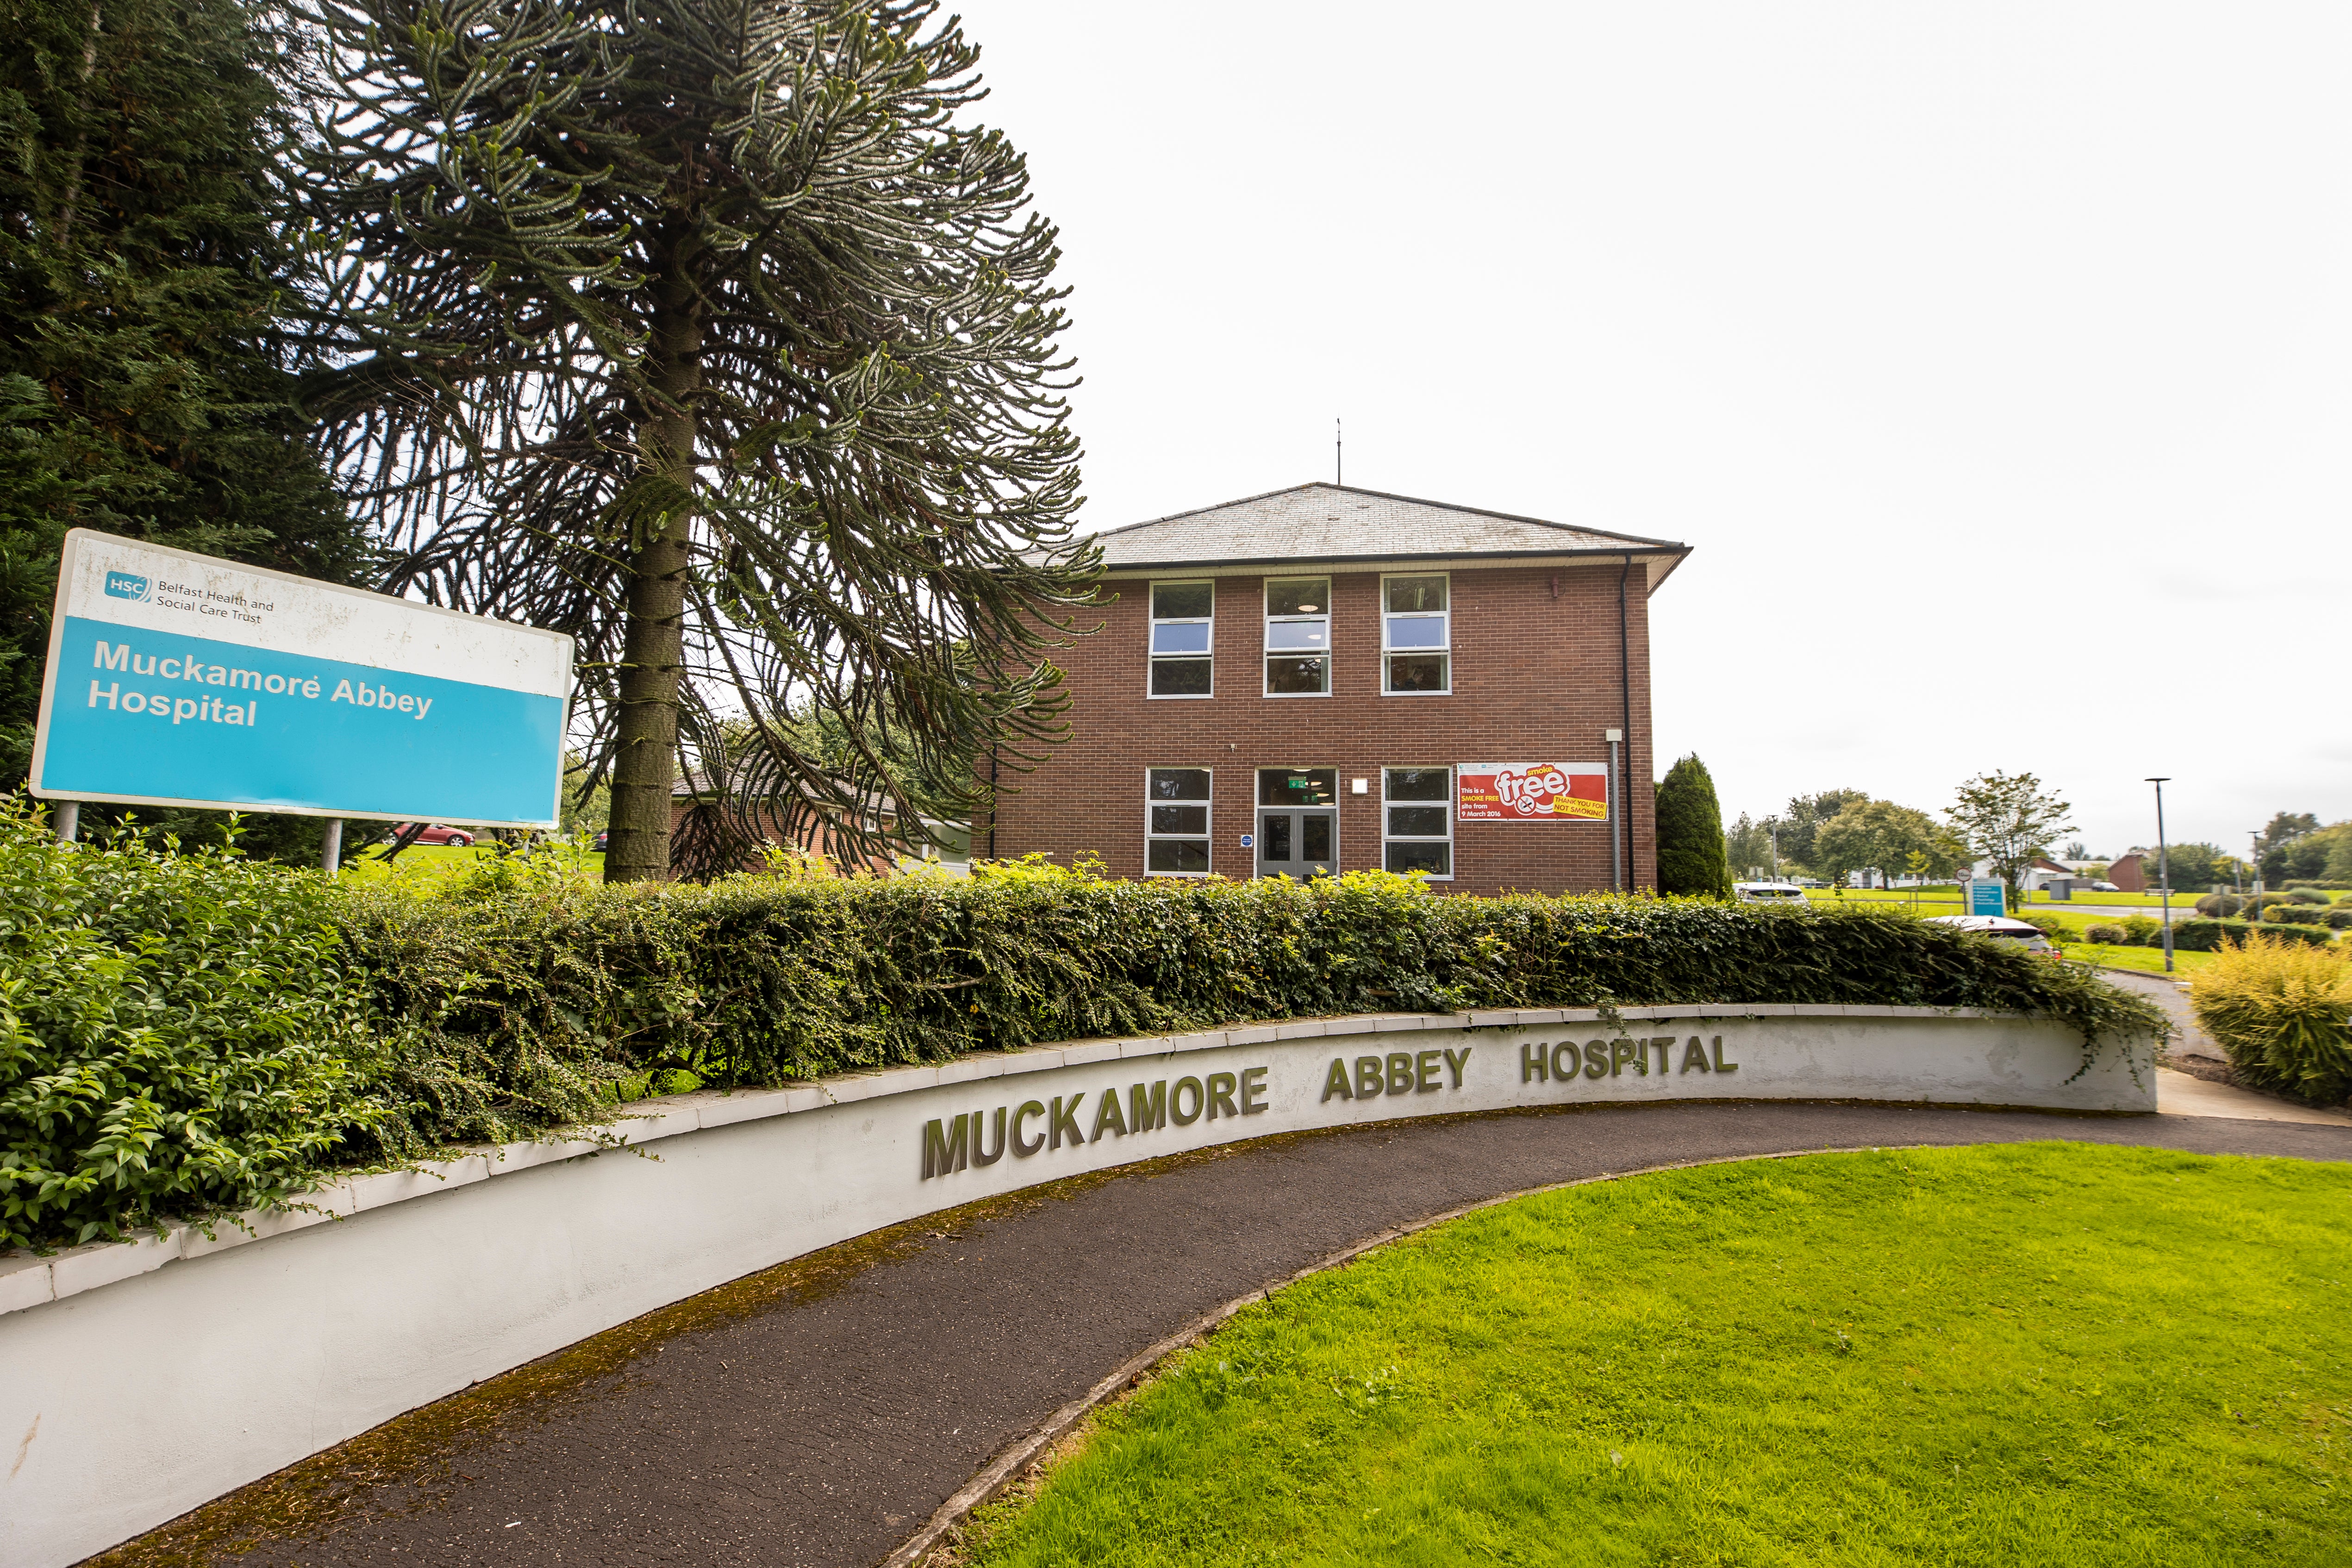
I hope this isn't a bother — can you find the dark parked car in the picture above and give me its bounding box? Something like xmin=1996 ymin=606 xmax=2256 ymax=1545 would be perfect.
xmin=390 ymin=823 xmax=476 ymax=847
xmin=593 ymin=831 xmax=608 ymax=852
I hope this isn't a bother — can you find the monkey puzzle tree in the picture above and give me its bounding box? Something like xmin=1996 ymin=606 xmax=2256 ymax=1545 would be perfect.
xmin=295 ymin=0 xmax=1099 ymax=880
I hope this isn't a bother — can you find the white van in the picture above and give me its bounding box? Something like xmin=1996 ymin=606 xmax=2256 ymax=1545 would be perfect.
xmin=1734 ymin=882 xmax=1809 ymax=905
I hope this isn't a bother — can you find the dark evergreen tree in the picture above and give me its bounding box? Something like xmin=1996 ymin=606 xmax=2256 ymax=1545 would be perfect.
xmin=0 ymin=0 xmax=372 ymax=859
xmin=1655 ymin=753 xmax=1731 ymax=898
xmin=296 ymin=0 xmax=1099 ymax=882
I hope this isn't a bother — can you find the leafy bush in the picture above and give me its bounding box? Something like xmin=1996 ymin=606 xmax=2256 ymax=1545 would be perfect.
xmin=2169 ymin=918 xmax=2336 ymax=953
xmin=3 ymin=824 xmax=2170 ymax=1251
xmin=2288 ymin=888 xmax=2332 ymax=906
xmin=2265 ymin=904 xmax=2327 ymax=925
xmin=2082 ymin=923 xmax=2128 ymax=945
xmin=2121 ymin=915 xmax=2160 ymax=946
xmin=340 ymin=857 xmax=2163 ymax=1109
xmin=0 ymin=808 xmax=384 ymax=1250
xmin=2195 ymin=894 xmax=2243 ymax=918
xmin=2187 ymin=937 xmax=2352 ymax=1105
xmin=2327 ymin=909 xmax=2352 ymax=931
xmin=2019 ymin=915 xmax=2068 ymax=943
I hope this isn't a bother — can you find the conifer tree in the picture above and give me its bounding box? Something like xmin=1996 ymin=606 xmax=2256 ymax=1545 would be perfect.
xmin=0 ymin=0 xmax=370 ymax=812
xmin=1655 ymin=753 xmax=1732 ymax=898
xmin=295 ymin=0 xmax=1100 ymax=881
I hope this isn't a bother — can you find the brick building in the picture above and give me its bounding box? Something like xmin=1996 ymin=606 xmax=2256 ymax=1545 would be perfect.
xmin=988 ymin=483 xmax=1691 ymax=896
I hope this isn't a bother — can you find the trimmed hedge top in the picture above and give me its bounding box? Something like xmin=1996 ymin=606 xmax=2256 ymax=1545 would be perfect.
xmin=3 ymin=818 xmax=2167 ymax=1251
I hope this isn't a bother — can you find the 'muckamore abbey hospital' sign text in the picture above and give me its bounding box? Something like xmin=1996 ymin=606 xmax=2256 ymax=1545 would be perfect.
xmin=922 ymin=1030 xmax=1748 ymax=1181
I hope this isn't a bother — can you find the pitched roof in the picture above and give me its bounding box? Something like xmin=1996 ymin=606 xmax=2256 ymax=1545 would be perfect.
xmin=1079 ymin=482 xmax=1690 ymax=578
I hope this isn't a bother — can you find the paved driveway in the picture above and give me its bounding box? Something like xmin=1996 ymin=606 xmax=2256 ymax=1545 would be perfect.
xmin=115 ymin=1102 xmax=2352 ymax=1568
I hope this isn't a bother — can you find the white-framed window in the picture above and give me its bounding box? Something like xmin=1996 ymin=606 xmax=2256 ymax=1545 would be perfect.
xmin=1264 ymin=577 xmax=1330 ymax=696
xmin=1382 ymin=574 xmax=1449 ymax=694
xmin=1382 ymin=766 xmax=1453 ymax=878
xmin=1145 ymin=768 xmax=1212 ymax=875
xmin=1148 ymin=581 xmax=1214 ymax=697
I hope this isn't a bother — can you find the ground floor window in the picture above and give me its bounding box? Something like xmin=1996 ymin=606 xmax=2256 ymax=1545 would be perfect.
xmin=1383 ymin=766 xmax=1453 ymax=878
xmin=1145 ymin=768 xmax=1212 ymax=875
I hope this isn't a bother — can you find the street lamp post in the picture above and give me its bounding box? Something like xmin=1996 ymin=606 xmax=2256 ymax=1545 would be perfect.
xmin=2146 ymin=778 xmax=2175 ymax=974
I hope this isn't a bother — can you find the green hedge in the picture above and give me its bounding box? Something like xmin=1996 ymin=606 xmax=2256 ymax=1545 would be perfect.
xmin=0 ymin=814 xmax=385 ymax=1249
xmin=2 ymin=816 xmax=2167 ymax=1251
xmin=2167 ymin=918 xmax=2337 ymax=953
xmin=342 ymin=859 xmax=2163 ymax=1117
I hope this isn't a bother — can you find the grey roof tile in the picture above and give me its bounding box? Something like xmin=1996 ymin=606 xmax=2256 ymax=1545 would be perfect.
xmin=1081 ymin=482 xmax=1687 ymax=571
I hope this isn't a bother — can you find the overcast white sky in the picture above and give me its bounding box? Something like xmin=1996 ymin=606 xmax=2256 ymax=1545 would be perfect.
xmin=954 ymin=1 xmax=2349 ymax=860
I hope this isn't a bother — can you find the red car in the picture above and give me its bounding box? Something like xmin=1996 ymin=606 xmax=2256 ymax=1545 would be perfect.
xmin=390 ymin=823 xmax=476 ymax=847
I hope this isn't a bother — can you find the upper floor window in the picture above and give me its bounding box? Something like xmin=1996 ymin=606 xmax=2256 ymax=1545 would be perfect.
xmin=1149 ymin=581 xmax=1214 ymax=697
xmin=1264 ymin=577 xmax=1330 ymax=696
xmin=1383 ymin=575 xmax=1449 ymax=694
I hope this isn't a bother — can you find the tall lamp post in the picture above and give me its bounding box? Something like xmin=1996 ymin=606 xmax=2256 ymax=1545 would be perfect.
xmin=2146 ymin=778 xmax=2175 ymax=974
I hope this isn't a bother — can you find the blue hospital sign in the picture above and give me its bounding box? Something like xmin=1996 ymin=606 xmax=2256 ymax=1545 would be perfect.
xmin=31 ymin=530 xmax=573 ymax=827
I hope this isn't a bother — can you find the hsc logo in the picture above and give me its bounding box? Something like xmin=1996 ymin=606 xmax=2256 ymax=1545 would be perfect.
xmin=104 ymin=572 xmax=151 ymax=603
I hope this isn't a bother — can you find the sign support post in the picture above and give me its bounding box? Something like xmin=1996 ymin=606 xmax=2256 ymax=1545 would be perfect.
xmin=52 ymin=801 xmax=78 ymax=843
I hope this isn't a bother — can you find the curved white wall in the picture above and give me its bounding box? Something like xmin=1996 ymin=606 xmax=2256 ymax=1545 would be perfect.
xmin=0 ymin=1004 xmax=2150 ymax=1568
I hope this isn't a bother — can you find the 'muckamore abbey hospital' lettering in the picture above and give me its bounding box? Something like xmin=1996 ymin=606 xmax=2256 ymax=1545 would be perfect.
xmin=923 ymin=1066 xmax=1273 ymax=1179
xmin=918 ymin=1034 xmax=1744 ymax=1181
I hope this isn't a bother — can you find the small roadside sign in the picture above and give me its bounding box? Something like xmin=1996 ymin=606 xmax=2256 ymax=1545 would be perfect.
xmin=1968 ymin=879 xmax=2007 ymax=917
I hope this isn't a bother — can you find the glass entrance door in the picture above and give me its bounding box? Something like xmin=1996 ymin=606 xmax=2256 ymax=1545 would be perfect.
xmin=1255 ymin=766 xmax=1340 ymax=878
xmin=1256 ymin=809 xmax=1337 ymax=877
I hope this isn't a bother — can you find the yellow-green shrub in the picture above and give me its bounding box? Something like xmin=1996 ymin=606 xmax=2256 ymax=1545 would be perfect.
xmin=2187 ymin=937 xmax=2352 ymax=1105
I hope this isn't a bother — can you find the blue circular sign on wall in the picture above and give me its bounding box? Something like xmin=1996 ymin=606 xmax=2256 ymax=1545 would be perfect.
xmin=1239 ymin=833 xmax=1255 ymax=849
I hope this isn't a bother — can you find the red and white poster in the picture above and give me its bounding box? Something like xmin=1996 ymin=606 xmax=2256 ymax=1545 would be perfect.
xmin=1457 ymin=762 xmax=1608 ymax=821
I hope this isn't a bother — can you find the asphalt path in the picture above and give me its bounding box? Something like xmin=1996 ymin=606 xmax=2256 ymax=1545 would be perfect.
xmin=117 ymin=1103 xmax=2352 ymax=1568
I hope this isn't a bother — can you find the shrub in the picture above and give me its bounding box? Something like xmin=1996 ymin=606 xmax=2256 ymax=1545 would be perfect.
xmin=2187 ymin=937 xmax=2352 ymax=1105
xmin=2019 ymin=915 xmax=2068 ymax=943
xmin=2195 ymin=894 xmax=2243 ymax=918
xmin=2328 ymin=909 xmax=2352 ymax=931
xmin=2170 ymin=918 xmax=2337 ymax=953
xmin=2083 ymin=923 xmax=2128 ymax=945
xmin=1654 ymin=755 xmax=1732 ymax=898
xmin=0 ymin=809 xmax=385 ymax=1250
xmin=2253 ymin=892 xmax=2302 ymax=913
xmin=3 ymin=818 xmax=2171 ymax=1250
xmin=337 ymin=860 xmax=2164 ymax=1100
xmin=2288 ymin=888 xmax=2331 ymax=906
xmin=2121 ymin=914 xmax=2160 ymax=946
xmin=2265 ymin=904 xmax=2327 ymax=925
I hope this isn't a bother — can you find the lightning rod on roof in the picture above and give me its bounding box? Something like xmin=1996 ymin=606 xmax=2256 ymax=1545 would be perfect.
xmin=1335 ymin=418 xmax=1342 ymax=486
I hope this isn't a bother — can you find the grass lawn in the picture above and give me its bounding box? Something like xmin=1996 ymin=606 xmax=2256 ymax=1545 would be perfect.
xmin=958 ymin=1144 xmax=2352 ymax=1568
xmin=335 ymin=839 xmax=605 ymax=883
xmin=2061 ymin=942 xmax=2216 ymax=976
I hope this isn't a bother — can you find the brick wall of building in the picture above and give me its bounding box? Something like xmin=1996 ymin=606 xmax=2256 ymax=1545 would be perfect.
xmin=988 ymin=562 xmax=1658 ymax=896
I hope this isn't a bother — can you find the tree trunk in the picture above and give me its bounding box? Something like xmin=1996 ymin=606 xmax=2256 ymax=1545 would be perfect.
xmin=604 ymin=260 xmax=702 ymax=883
xmin=54 ymin=2 xmax=105 ymax=247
